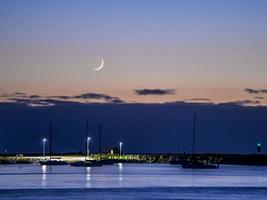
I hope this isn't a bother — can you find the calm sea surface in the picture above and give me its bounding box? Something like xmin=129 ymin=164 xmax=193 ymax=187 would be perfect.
xmin=0 ymin=164 xmax=267 ymax=199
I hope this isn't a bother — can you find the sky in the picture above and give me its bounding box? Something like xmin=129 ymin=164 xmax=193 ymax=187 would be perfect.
xmin=1 ymin=0 xmax=267 ymax=104
xmin=1 ymin=1 xmax=267 ymax=154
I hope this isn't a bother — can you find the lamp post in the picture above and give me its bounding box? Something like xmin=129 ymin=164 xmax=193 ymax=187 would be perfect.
xmin=119 ymin=142 xmax=123 ymax=157
xmin=87 ymin=137 xmax=91 ymax=157
xmin=42 ymin=138 xmax=47 ymax=157
xmin=257 ymin=143 xmax=262 ymax=153
xmin=4 ymin=149 xmax=7 ymax=162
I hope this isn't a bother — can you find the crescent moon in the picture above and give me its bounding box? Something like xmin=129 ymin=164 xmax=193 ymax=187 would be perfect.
xmin=94 ymin=58 xmax=104 ymax=71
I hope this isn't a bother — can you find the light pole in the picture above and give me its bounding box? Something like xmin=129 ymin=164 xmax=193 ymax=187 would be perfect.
xmin=257 ymin=143 xmax=262 ymax=153
xmin=119 ymin=142 xmax=123 ymax=157
xmin=87 ymin=137 xmax=91 ymax=157
xmin=42 ymin=138 xmax=47 ymax=157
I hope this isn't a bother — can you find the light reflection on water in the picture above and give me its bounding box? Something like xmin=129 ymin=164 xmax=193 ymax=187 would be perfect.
xmin=86 ymin=167 xmax=91 ymax=188
xmin=41 ymin=165 xmax=47 ymax=187
xmin=118 ymin=163 xmax=123 ymax=182
xmin=0 ymin=164 xmax=267 ymax=189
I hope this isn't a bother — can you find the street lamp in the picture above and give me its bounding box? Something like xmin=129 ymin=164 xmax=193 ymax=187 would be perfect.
xmin=87 ymin=137 xmax=91 ymax=157
xmin=119 ymin=142 xmax=123 ymax=157
xmin=42 ymin=138 xmax=47 ymax=157
xmin=257 ymin=142 xmax=262 ymax=153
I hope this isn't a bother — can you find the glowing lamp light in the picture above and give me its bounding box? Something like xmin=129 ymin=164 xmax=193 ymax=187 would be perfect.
xmin=87 ymin=137 xmax=91 ymax=157
xmin=42 ymin=138 xmax=47 ymax=157
xmin=119 ymin=142 xmax=123 ymax=157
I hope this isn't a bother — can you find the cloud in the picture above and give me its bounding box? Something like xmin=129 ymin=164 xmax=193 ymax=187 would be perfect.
xmin=14 ymin=92 xmax=26 ymax=96
xmin=1 ymin=91 xmax=265 ymax=107
xmin=53 ymin=93 xmax=124 ymax=103
xmin=74 ymin=93 xmax=121 ymax=102
xmin=254 ymin=96 xmax=264 ymax=100
xmin=9 ymin=98 xmax=55 ymax=107
xmin=3 ymin=92 xmax=124 ymax=106
xmin=184 ymin=98 xmax=211 ymax=102
xmin=49 ymin=95 xmax=72 ymax=99
xmin=76 ymin=93 xmax=124 ymax=103
xmin=134 ymin=89 xmax=176 ymax=95
xmin=218 ymin=100 xmax=261 ymax=106
xmin=0 ymin=93 xmax=8 ymax=98
xmin=244 ymin=88 xmax=267 ymax=94
xmin=9 ymin=97 xmax=88 ymax=107
xmin=0 ymin=92 xmax=27 ymax=98
xmin=29 ymin=95 xmax=41 ymax=99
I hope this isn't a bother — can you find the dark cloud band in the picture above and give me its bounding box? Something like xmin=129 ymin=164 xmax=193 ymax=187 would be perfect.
xmin=184 ymin=98 xmax=211 ymax=102
xmin=134 ymin=89 xmax=176 ymax=96
xmin=218 ymin=100 xmax=260 ymax=106
xmin=2 ymin=92 xmax=124 ymax=106
xmin=244 ymin=88 xmax=267 ymax=94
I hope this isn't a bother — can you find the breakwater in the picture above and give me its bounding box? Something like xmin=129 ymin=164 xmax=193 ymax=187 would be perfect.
xmin=1 ymin=153 xmax=267 ymax=166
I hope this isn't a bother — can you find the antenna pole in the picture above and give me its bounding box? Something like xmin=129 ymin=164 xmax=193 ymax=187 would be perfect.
xmin=85 ymin=117 xmax=88 ymax=161
xmin=192 ymin=114 xmax=196 ymax=154
xmin=99 ymin=125 xmax=102 ymax=160
xmin=49 ymin=122 xmax=52 ymax=161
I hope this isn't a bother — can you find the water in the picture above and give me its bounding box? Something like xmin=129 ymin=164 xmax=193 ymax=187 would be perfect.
xmin=0 ymin=164 xmax=267 ymax=199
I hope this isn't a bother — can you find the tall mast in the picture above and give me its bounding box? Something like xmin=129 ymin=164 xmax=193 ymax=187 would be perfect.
xmin=49 ymin=122 xmax=52 ymax=161
xmin=98 ymin=125 xmax=102 ymax=159
xmin=192 ymin=113 xmax=196 ymax=154
xmin=85 ymin=117 xmax=88 ymax=161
